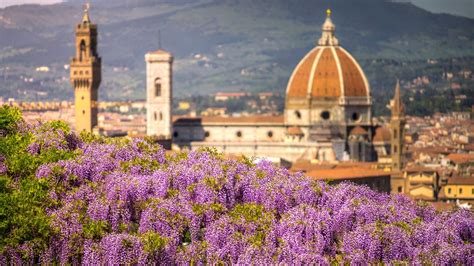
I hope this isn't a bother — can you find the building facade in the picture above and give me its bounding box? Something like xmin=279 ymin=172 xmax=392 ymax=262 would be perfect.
xmin=70 ymin=5 xmax=101 ymax=133
xmin=171 ymin=10 xmax=383 ymax=163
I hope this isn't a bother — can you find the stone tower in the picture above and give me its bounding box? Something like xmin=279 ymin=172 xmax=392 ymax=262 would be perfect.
xmin=70 ymin=4 xmax=101 ymax=133
xmin=390 ymin=80 xmax=407 ymax=193
xmin=145 ymin=50 xmax=173 ymax=139
xmin=390 ymin=80 xmax=405 ymax=171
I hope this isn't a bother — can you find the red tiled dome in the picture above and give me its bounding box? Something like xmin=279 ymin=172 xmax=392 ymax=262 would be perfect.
xmin=286 ymin=11 xmax=370 ymax=100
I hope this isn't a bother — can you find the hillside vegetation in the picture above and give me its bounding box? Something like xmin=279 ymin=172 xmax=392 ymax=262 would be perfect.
xmin=0 ymin=0 xmax=473 ymax=100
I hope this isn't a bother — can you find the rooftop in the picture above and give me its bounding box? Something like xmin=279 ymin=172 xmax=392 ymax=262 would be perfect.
xmin=306 ymin=167 xmax=390 ymax=180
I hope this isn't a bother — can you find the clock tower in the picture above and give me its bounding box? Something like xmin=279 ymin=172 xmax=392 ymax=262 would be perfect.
xmin=70 ymin=4 xmax=101 ymax=133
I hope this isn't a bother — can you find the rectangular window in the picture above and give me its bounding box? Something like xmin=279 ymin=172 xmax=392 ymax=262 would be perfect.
xmin=459 ymin=188 xmax=463 ymax=194
xmin=397 ymin=186 xmax=402 ymax=193
xmin=154 ymin=78 xmax=162 ymax=97
xmin=448 ymin=188 xmax=451 ymax=194
xmin=155 ymin=85 xmax=161 ymax=97
xmin=394 ymin=129 xmax=398 ymax=139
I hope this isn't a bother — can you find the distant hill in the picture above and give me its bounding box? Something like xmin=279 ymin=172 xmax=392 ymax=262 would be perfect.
xmin=0 ymin=0 xmax=473 ymax=100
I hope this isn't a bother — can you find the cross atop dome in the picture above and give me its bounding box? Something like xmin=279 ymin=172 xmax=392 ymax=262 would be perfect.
xmin=318 ymin=9 xmax=339 ymax=46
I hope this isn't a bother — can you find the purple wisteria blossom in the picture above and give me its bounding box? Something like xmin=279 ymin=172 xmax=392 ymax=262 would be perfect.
xmin=2 ymin=125 xmax=471 ymax=264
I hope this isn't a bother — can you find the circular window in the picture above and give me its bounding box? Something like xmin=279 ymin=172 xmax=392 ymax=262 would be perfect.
xmin=352 ymin=112 xmax=360 ymax=122
xmin=173 ymin=131 xmax=179 ymax=138
xmin=295 ymin=110 xmax=302 ymax=119
xmin=236 ymin=131 xmax=242 ymax=138
xmin=267 ymin=131 xmax=273 ymax=138
xmin=321 ymin=111 xmax=330 ymax=120
xmin=205 ymin=131 xmax=210 ymax=138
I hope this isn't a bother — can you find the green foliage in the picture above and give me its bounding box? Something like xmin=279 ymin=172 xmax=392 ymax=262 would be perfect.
xmin=141 ymin=232 xmax=168 ymax=254
xmin=47 ymin=120 xmax=71 ymax=133
xmin=0 ymin=105 xmax=22 ymax=135
xmin=83 ymin=220 xmax=111 ymax=240
xmin=0 ymin=108 xmax=78 ymax=255
xmin=0 ymin=176 xmax=52 ymax=252
xmin=230 ymin=203 xmax=270 ymax=224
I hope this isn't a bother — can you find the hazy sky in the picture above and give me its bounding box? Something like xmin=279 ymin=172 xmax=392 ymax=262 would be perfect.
xmin=0 ymin=0 xmax=472 ymax=18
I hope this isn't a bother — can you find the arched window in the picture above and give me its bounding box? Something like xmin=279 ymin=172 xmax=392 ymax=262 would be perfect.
xmin=154 ymin=78 xmax=162 ymax=97
xmin=159 ymin=112 xmax=163 ymax=121
xmin=79 ymin=40 xmax=86 ymax=61
xmin=154 ymin=112 xmax=157 ymax=121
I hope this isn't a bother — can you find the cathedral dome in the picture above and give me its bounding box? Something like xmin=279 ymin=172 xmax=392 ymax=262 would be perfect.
xmin=286 ymin=10 xmax=370 ymax=100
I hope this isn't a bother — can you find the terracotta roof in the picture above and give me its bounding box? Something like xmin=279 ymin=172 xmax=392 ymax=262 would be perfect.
xmin=306 ymin=167 xmax=390 ymax=180
xmin=447 ymin=153 xmax=474 ymax=164
xmin=290 ymin=161 xmax=378 ymax=173
xmin=173 ymin=115 xmax=284 ymax=125
xmin=349 ymin=126 xmax=368 ymax=136
xmin=373 ymin=126 xmax=391 ymax=142
xmin=286 ymin=46 xmax=369 ymax=99
xmin=446 ymin=176 xmax=474 ymax=185
xmin=287 ymin=126 xmax=304 ymax=136
xmin=405 ymin=166 xmax=437 ymax=173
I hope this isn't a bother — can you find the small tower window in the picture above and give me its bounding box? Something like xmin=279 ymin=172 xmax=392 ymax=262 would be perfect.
xmin=159 ymin=112 xmax=163 ymax=121
xmin=205 ymin=131 xmax=210 ymax=138
xmin=448 ymin=188 xmax=451 ymax=194
xmin=173 ymin=131 xmax=179 ymax=138
xmin=154 ymin=78 xmax=162 ymax=97
xmin=82 ymin=110 xmax=85 ymax=115
xmin=267 ymin=131 xmax=273 ymax=138
xmin=352 ymin=112 xmax=360 ymax=122
xmin=459 ymin=188 xmax=463 ymax=194
xmin=394 ymin=129 xmax=398 ymax=139
xmin=321 ymin=111 xmax=330 ymax=120
xmin=398 ymin=186 xmax=402 ymax=193
xmin=236 ymin=131 xmax=242 ymax=138
xmin=295 ymin=110 xmax=301 ymax=119
xmin=154 ymin=112 xmax=157 ymax=121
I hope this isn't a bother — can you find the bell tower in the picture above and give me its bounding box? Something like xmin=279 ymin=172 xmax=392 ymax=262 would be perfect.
xmin=390 ymin=80 xmax=407 ymax=194
xmin=145 ymin=49 xmax=173 ymax=139
xmin=70 ymin=4 xmax=101 ymax=133
xmin=390 ymin=80 xmax=405 ymax=171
